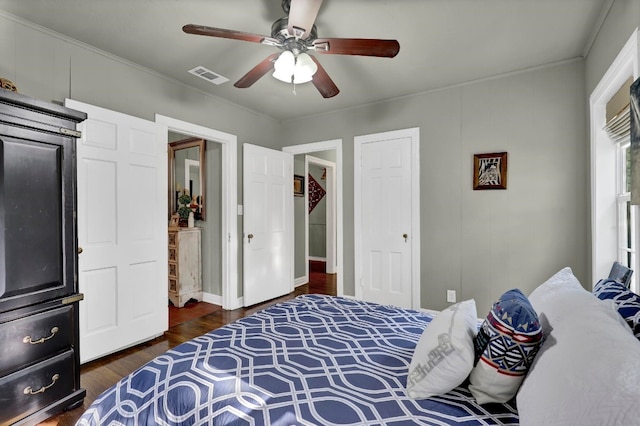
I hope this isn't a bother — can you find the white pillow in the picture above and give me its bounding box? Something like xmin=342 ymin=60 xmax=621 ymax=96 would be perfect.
xmin=528 ymin=266 xmax=585 ymax=335
xmin=406 ymin=299 xmax=477 ymax=399
xmin=517 ymin=269 xmax=640 ymax=425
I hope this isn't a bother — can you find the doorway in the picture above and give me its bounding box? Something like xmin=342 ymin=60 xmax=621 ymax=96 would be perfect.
xmin=283 ymin=140 xmax=343 ymax=296
xmin=156 ymin=115 xmax=240 ymax=310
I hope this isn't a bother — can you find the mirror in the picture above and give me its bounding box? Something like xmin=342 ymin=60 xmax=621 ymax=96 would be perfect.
xmin=169 ymin=137 xmax=206 ymax=221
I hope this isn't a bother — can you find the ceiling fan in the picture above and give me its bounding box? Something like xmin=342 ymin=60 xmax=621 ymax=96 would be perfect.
xmin=183 ymin=0 xmax=400 ymax=98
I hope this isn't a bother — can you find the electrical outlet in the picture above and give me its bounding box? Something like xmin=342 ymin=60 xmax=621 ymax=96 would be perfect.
xmin=447 ymin=290 xmax=457 ymax=303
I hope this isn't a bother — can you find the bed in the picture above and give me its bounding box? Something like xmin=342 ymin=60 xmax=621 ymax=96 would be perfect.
xmin=77 ymin=268 xmax=640 ymax=425
xmin=77 ymin=294 xmax=518 ymax=425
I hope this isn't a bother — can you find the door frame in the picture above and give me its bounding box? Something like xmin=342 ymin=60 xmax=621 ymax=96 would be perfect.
xmin=283 ymin=139 xmax=343 ymax=296
xmin=354 ymin=128 xmax=420 ymax=309
xmin=155 ymin=115 xmax=239 ymax=310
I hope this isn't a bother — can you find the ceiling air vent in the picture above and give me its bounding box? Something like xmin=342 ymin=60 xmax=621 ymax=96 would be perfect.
xmin=188 ymin=66 xmax=229 ymax=85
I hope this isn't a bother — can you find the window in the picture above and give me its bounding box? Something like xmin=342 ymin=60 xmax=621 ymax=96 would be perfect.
xmin=615 ymin=140 xmax=638 ymax=292
xmin=590 ymin=30 xmax=638 ymax=291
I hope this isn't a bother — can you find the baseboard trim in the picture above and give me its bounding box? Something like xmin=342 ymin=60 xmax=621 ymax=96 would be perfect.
xmin=202 ymin=291 xmax=243 ymax=310
xmin=202 ymin=292 xmax=222 ymax=306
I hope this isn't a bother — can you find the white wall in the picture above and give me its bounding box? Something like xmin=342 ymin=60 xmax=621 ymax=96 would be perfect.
xmin=282 ymin=60 xmax=589 ymax=314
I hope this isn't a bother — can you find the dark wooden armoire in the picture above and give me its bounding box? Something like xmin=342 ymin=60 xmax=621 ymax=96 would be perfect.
xmin=0 ymin=89 xmax=86 ymax=425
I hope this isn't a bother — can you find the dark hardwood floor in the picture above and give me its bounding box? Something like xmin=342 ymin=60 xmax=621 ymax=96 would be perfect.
xmin=168 ymin=300 xmax=222 ymax=327
xmin=43 ymin=269 xmax=336 ymax=425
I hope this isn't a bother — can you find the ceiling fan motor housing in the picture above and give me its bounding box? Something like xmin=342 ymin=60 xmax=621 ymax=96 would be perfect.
xmin=271 ymin=17 xmax=317 ymax=54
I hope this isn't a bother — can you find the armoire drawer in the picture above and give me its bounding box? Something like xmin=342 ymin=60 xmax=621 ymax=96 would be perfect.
xmin=0 ymin=350 xmax=75 ymax=426
xmin=0 ymin=305 xmax=74 ymax=376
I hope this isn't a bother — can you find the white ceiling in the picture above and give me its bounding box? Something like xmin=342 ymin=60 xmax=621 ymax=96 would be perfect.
xmin=0 ymin=0 xmax=610 ymax=121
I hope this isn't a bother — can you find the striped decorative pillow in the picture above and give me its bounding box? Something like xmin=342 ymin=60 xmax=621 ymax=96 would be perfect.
xmin=468 ymin=288 xmax=543 ymax=404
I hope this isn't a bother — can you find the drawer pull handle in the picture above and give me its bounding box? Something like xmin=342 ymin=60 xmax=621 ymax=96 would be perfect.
xmin=23 ymin=327 xmax=59 ymax=345
xmin=23 ymin=374 xmax=60 ymax=395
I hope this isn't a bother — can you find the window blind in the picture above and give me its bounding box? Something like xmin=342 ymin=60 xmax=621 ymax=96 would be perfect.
xmin=605 ymin=77 xmax=633 ymax=143
xmin=604 ymin=104 xmax=631 ymax=143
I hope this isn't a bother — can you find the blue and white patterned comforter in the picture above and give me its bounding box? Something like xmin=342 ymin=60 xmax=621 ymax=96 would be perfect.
xmin=77 ymin=295 xmax=518 ymax=425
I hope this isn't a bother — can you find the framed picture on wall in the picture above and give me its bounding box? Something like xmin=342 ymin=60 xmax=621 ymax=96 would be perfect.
xmin=473 ymin=152 xmax=508 ymax=190
xmin=294 ymin=174 xmax=305 ymax=196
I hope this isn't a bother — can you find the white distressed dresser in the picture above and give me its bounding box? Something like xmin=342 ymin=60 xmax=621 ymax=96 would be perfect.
xmin=168 ymin=227 xmax=203 ymax=308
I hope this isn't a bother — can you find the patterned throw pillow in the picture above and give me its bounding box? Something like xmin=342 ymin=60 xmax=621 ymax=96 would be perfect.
xmin=593 ymin=279 xmax=640 ymax=339
xmin=468 ymin=289 xmax=543 ymax=404
xmin=406 ymin=299 xmax=477 ymax=399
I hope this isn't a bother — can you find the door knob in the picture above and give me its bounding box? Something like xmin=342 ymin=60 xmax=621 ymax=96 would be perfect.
xmin=78 ymin=247 xmax=84 ymax=254
xmin=403 ymin=233 xmax=408 ymax=242
xmin=248 ymin=233 xmax=254 ymax=243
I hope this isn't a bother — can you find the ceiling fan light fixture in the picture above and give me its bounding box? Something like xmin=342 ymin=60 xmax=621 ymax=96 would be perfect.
xmin=293 ymin=52 xmax=317 ymax=83
xmin=292 ymin=73 xmax=312 ymax=84
xmin=273 ymin=50 xmax=296 ymax=82
xmin=272 ymin=51 xmax=317 ymax=84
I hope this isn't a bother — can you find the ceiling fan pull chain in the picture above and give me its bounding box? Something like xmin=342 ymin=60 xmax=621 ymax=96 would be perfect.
xmin=292 ymin=82 xmax=297 ymax=95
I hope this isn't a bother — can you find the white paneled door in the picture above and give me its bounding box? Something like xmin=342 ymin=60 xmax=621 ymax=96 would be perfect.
xmin=355 ymin=128 xmax=420 ymax=309
xmin=243 ymin=143 xmax=293 ymax=306
xmin=65 ymin=99 xmax=167 ymax=363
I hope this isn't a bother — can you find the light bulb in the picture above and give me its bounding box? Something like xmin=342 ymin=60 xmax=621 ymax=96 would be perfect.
xmin=293 ymin=52 xmax=317 ymax=83
xmin=273 ymin=51 xmax=295 ymax=83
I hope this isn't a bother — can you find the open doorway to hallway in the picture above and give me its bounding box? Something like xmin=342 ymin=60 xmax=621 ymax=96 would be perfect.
xmin=283 ymin=139 xmax=343 ymax=296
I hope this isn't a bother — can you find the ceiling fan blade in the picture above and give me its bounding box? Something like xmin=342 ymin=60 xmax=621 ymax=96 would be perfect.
xmin=288 ymin=0 xmax=323 ymax=39
xmin=310 ymin=56 xmax=339 ymax=98
xmin=183 ymin=24 xmax=280 ymax=46
xmin=234 ymin=53 xmax=280 ymax=88
xmin=312 ymin=38 xmax=400 ymax=58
